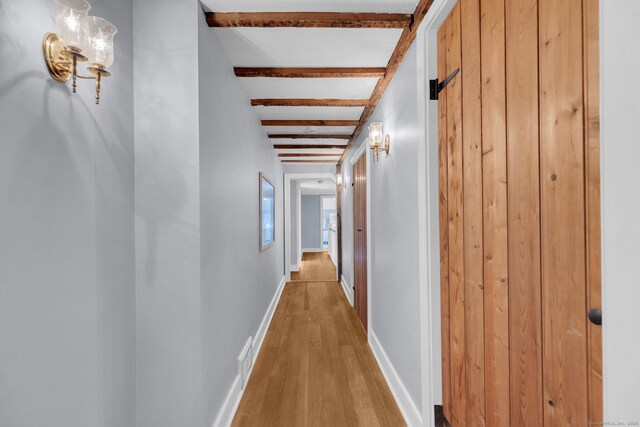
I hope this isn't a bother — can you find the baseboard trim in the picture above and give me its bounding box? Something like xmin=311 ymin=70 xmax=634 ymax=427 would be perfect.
xmin=369 ymin=331 xmax=422 ymax=427
xmin=340 ymin=275 xmax=354 ymax=306
xmin=211 ymin=275 xmax=287 ymax=427
xmin=302 ymin=248 xmax=324 ymax=253
xmin=291 ymin=264 xmax=299 ymax=272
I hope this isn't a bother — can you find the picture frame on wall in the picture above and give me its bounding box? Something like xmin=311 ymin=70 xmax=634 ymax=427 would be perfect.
xmin=259 ymin=172 xmax=275 ymax=252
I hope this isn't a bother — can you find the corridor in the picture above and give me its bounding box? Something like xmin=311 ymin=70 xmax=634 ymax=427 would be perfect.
xmin=233 ymin=253 xmax=404 ymax=426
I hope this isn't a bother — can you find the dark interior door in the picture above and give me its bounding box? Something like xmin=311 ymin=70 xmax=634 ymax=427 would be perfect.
xmin=353 ymin=154 xmax=367 ymax=331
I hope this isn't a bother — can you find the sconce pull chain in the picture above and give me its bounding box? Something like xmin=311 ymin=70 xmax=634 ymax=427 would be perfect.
xmin=72 ymin=55 xmax=78 ymax=93
xmin=95 ymin=73 xmax=102 ymax=105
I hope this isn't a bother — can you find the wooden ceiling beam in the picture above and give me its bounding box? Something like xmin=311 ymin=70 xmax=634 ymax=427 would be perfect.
xmin=277 ymin=153 xmax=342 ymax=157
xmin=269 ymin=134 xmax=351 ymax=139
xmin=207 ymin=12 xmax=412 ymax=29
xmin=273 ymin=144 xmax=347 ymax=149
xmin=339 ymin=0 xmax=436 ymax=164
xmin=235 ymin=67 xmax=386 ymax=78
xmin=252 ymin=99 xmax=370 ymax=107
xmin=262 ymin=120 xmax=359 ymax=127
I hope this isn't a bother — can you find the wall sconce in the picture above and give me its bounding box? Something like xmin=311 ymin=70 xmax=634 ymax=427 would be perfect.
xmin=43 ymin=0 xmax=117 ymax=104
xmin=336 ymin=174 xmax=347 ymax=189
xmin=368 ymin=122 xmax=390 ymax=162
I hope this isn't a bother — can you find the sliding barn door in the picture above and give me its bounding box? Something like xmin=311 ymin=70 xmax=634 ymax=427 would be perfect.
xmin=353 ymin=154 xmax=368 ymax=331
xmin=437 ymin=0 xmax=602 ymax=426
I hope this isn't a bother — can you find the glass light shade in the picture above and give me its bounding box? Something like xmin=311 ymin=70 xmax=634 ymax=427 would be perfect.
xmin=84 ymin=16 xmax=117 ymax=68
xmin=336 ymin=174 xmax=343 ymax=187
xmin=55 ymin=0 xmax=91 ymax=49
xmin=368 ymin=122 xmax=383 ymax=146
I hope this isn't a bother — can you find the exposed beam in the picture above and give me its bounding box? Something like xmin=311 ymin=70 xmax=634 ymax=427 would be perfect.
xmin=262 ymin=120 xmax=359 ymax=127
xmin=269 ymin=134 xmax=351 ymax=139
xmin=273 ymin=144 xmax=347 ymax=149
xmin=339 ymin=0 xmax=436 ymax=164
xmin=207 ymin=12 xmax=412 ymax=29
xmin=234 ymin=67 xmax=386 ymax=78
xmin=282 ymin=160 xmax=338 ymax=163
xmin=252 ymin=99 xmax=370 ymax=107
xmin=277 ymin=153 xmax=342 ymax=157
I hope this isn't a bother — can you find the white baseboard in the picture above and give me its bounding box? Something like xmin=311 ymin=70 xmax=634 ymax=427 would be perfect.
xmin=369 ymin=331 xmax=422 ymax=427
xmin=340 ymin=275 xmax=354 ymax=306
xmin=212 ymin=275 xmax=287 ymax=427
xmin=291 ymin=264 xmax=299 ymax=272
xmin=302 ymin=248 xmax=324 ymax=253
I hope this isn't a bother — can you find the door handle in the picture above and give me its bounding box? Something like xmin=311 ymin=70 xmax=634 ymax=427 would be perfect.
xmin=587 ymin=308 xmax=602 ymax=326
xmin=357 ymin=229 xmax=363 ymax=232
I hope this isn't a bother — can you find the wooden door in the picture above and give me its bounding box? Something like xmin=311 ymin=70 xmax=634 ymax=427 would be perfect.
xmin=353 ymin=154 xmax=368 ymax=331
xmin=437 ymin=0 xmax=602 ymax=426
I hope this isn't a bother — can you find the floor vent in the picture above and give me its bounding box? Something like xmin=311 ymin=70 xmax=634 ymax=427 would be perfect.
xmin=238 ymin=337 xmax=253 ymax=390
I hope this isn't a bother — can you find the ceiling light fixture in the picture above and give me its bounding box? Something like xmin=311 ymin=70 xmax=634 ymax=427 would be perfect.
xmin=43 ymin=0 xmax=117 ymax=104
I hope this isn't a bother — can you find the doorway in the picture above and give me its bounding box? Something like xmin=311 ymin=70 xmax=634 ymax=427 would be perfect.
xmin=352 ymin=152 xmax=368 ymax=332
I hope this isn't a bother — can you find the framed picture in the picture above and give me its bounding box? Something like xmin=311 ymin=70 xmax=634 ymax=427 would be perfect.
xmin=259 ymin=172 xmax=275 ymax=252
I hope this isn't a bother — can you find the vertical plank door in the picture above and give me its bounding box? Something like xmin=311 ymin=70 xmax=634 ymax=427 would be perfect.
xmin=353 ymin=153 xmax=368 ymax=331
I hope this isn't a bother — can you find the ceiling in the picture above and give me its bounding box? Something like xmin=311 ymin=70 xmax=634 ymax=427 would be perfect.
xmin=299 ymin=179 xmax=337 ymax=195
xmin=202 ymin=0 xmax=432 ymax=166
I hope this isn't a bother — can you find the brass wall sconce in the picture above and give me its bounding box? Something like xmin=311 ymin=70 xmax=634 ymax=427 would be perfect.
xmin=336 ymin=174 xmax=347 ymax=189
xmin=368 ymin=122 xmax=390 ymax=162
xmin=43 ymin=0 xmax=117 ymax=104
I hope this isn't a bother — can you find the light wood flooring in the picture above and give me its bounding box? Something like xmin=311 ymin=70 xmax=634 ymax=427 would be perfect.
xmin=231 ymin=253 xmax=405 ymax=426
xmin=291 ymin=251 xmax=337 ymax=282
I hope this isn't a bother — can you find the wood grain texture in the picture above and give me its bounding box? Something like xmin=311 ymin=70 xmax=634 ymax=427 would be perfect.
xmin=353 ymin=154 xmax=368 ymax=332
xmin=460 ymin=0 xmax=485 ymax=425
xmin=207 ymin=12 xmax=411 ymax=28
xmin=291 ymin=252 xmax=337 ymax=281
xmin=445 ymin=5 xmax=467 ymax=426
xmin=262 ymin=120 xmax=360 ymax=127
xmin=338 ymin=0 xmax=435 ymax=164
xmin=253 ymin=99 xmax=370 ymax=107
xmin=540 ymin=0 xmax=589 ymax=424
xmin=437 ymin=18 xmax=452 ymax=422
xmin=270 ymin=134 xmax=352 ymax=140
xmin=232 ymin=279 xmax=405 ymax=426
xmin=235 ymin=67 xmax=386 ymax=78
xmin=583 ymin=0 xmax=603 ymax=422
xmin=505 ymin=0 xmax=543 ymax=425
xmin=480 ymin=0 xmax=510 ymax=425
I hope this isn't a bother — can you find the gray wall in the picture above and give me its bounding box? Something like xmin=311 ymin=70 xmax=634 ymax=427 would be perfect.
xmin=134 ymin=0 xmax=202 ymax=426
xmin=341 ymin=43 xmax=422 ymax=411
xmin=301 ymin=195 xmax=322 ymax=249
xmin=601 ymin=0 xmax=640 ymax=421
xmin=0 ymin=0 xmax=135 ymax=426
xmin=200 ymin=12 xmax=284 ymax=426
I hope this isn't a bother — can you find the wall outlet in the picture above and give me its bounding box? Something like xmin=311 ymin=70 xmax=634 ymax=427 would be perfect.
xmin=238 ymin=337 xmax=253 ymax=390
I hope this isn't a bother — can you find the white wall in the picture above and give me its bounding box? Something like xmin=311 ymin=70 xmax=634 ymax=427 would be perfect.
xmin=0 ymin=0 xmax=135 ymax=425
xmin=601 ymin=0 xmax=640 ymax=422
xmin=301 ymin=195 xmax=322 ymax=249
xmin=198 ymin=10 xmax=285 ymax=425
xmin=341 ymin=43 xmax=423 ymax=414
xmin=134 ymin=0 xmax=203 ymax=426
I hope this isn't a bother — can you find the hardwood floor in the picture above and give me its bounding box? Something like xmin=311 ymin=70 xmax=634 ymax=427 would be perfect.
xmin=231 ymin=280 xmax=405 ymax=426
xmin=291 ymin=251 xmax=337 ymax=282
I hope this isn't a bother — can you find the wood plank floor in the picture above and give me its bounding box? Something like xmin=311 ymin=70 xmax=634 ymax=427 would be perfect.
xmin=231 ymin=279 xmax=406 ymax=426
xmin=291 ymin=251 xmax=337 ymax=282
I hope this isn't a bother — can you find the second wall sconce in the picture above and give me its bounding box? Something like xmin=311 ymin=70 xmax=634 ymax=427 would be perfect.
xmin=43 ymin=0 xmax=117 ymax=104
xmin=368 ymin=122 xmax=390 ymax=162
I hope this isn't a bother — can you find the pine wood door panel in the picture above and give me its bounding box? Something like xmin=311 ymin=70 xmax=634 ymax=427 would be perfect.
xmin=353 ymin=154 xmax=368 ymax=331
xmin=437 ymin=0 xmax=601 ymax=425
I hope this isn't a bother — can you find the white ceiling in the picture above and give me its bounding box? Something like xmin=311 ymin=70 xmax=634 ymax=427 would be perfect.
xmin=256 ymin=106 xmax=364 ymax=120
xmin=214 ymin=28 xmax=403 ymax=67
xmin=203 ymin=0 xmax=420 ymax=163
xmin=299 ymin=179 xmax=337 ymax=195
xmin=202 ymin=0 xmax=418 ymax=13
xmin=238 ymin=77 xmax=379 ymax=99
xmin=264 ymin=126 xmax=356 ymax=134
xmin=275 ymin=148 xmax=344 ymax=154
